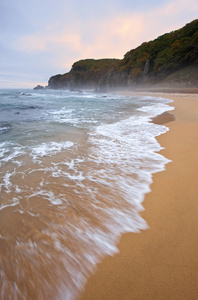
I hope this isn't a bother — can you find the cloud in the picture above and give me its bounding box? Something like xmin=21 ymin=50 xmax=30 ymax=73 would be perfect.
xmin=16 ymin=32 xmax=82 ymax=53
xmin=140 ymin=0 xmax=198 ymax=43
xmin=61 ymin=0 xmax=198 ymax=62
xmin=75 ymin=14 xmax=144 ymax=60
xmin=1 ymin=0 xmax=198 ymax=88
xmin=16 ymin=36 xmax=47 ymax=52
xmin=162 ymin=0 xmax=198 ymax=15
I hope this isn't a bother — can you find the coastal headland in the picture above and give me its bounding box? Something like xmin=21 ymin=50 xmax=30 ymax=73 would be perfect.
xmin=79 ymin=92 xmax=198 ymax=300
xmin=45 ymin=20 xmax=198 ymax=92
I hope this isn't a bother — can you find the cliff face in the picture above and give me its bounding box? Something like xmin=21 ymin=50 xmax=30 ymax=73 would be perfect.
xmin=48 ymin=59 xmax=121 ymax=90
xmin=48 ymin=19 xmax=198 ymax=90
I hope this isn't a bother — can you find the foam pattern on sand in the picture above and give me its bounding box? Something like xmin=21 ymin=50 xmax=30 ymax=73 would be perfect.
xmin=0 ymin=89 xmax=173 ymax=300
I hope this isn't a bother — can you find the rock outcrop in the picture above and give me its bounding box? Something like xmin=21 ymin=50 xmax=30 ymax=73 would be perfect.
xmin=33 ymin=85 xmax=45 ymax=90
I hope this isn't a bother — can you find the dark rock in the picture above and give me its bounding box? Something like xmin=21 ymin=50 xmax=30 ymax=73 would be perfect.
xmin=33 ymin=85 xmax=45 ymax=90
xmin=20 ymin=92 xmax=32 ymax=96
xmin=48 ymin=75 xmax=62 ymax=89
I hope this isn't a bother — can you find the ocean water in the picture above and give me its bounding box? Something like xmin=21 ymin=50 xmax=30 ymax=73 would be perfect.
xmin=0 ymin=89 xmax=173 ymax=300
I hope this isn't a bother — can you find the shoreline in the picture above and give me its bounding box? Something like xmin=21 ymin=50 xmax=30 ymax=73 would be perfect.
xmin=80 ymin=92 xmax=198 ymax=300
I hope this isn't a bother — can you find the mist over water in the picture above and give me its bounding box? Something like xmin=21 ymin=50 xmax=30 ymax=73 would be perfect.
xmin=0 ymin=89 xmax=173 ymax=300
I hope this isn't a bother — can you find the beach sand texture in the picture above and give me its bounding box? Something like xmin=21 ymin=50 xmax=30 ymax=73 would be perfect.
xmin=80 ymin=93 xmax=198 ymax=300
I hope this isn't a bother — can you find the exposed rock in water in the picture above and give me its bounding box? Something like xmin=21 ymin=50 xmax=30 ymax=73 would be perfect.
xmin=33 ymin=85 xmax=45 ymax=90
xmin=20 ymin=92 xmax=32 ymax=96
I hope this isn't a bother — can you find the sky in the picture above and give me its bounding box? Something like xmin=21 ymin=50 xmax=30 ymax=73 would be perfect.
xmin=1 ymin=0 xmax=198 ymax=88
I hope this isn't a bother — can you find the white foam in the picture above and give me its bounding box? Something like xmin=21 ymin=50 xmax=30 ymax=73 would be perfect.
xmin=2 ymin=170 xmax=17 ymax=193
xmin=49 ymin=108 xmax=73 ymax=115
xmin=0 ymin=147 xmax=9 ymax=159
xmin=90 ymin=115 xmax=169 ymax=167
xmin=30 ymin=141 xmax=74 ymax=162
xmin=0 ymin=126 xmax=10 ymax=135
xmin=0 ymin=144 xmax=25 ymax=167
xmin=138 ymin=101 xmax=174 ymax=116
xmin=44 ymin=107 xmax=82 ymax=125
xmin=15 ymin=186 xmax=22 ymax=193
xmin=87 ymin=99 xmax=172 ymax=234
xmin=28 ymin=189 xmax=66 ymax=205
xmin=0 ymin=198 xmax=19 ymax=211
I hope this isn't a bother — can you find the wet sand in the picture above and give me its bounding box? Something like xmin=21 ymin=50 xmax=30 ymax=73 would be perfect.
xmin=80 ymin=92 xmax=198 ymax=300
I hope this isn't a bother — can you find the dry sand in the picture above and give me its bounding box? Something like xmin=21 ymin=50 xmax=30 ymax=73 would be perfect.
xmin=80 ymin=92 xmax=198 ymax=300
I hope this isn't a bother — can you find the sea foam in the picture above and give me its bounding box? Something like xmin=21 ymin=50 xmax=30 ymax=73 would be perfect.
xmin=30 ymin=141 xmax=74 ymax=162
xmin=0 ymin=89 xmax=174 ymax=300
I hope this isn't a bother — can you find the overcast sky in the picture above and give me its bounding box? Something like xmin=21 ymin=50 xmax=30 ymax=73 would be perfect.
xmin=1 ymin=0 xmax=198 ymax=88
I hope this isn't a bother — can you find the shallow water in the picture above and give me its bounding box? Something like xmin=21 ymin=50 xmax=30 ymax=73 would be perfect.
xmin=0 ymin=89 xmax=173 ymax=300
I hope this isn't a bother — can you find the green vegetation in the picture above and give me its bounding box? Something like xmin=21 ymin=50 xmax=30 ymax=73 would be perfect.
xmin=119 ymin=19 xmax=198 ymax=83
xmin=48 ymin=19 xmax=198 ymax=90
xmin=72 ymin=59 xmax=120 ymax=72
xmin=70 ymin=59 xmax=120 ymax=87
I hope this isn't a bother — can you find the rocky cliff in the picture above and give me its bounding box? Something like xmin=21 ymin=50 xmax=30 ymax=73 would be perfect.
xmin=47 ymin=19 xmax=198 ymax=91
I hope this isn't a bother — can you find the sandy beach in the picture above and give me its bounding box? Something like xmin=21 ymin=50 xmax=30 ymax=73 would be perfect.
xmin=80 ymin=92 xmax=198 ymax=300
